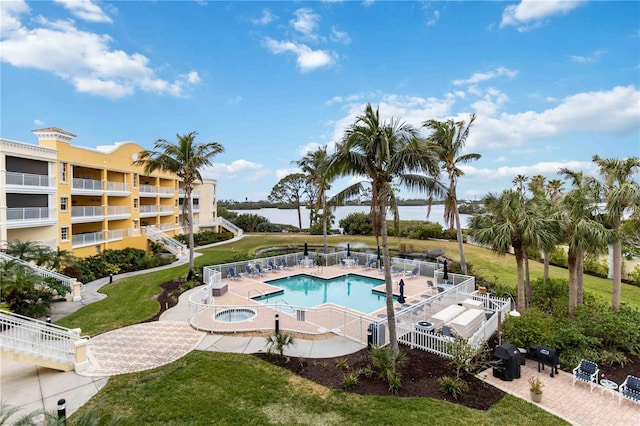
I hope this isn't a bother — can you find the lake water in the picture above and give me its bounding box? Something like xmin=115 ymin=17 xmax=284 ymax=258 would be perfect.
xmin=231 ymin=205 xmax=471 ymax=229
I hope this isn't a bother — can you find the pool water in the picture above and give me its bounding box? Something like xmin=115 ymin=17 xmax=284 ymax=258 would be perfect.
xmin=255 ymin=274 xmax=395 ymax=313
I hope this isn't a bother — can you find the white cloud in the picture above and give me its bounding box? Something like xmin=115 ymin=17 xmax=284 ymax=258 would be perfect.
xmin=251 ymin=8 xmax=277 ymax=25
xmin=263 ymin=37 xmax=335 ymax=72
xmin=227 ymin=96 xmax=242 ymax=104
xmin=501 ymin=0 xmax=585 ymax=31
xmin=330 ymin=27 xmax=351 ymax=45
xmin=275 ymin=168 xmax=301 ymax=180
xmin=290 ymin=8 xmax=320 ymax=40
xmin=462 ymin=160 xmax=596 ymax=181
xmin=470 ymin=85 xmax=640 ymax=150
xmin=569 ymin=49 xmax=606 ymax=64
xmin=0 ymin=9 xmax=200 ymax=99
xmin=452 ymin=67 xmax=517 ymax=86
xmin=53 ymin=0 xmax=112 ymax=23
xmin=426 ymin=10 xmax=440 ymax=26
xmin=297 ymin=142 xmax=322 ymax=158
xmin=33 ymin=118 xmax=45 ymax=126
xmin=204 ymin=160 xmax=269 ymax=182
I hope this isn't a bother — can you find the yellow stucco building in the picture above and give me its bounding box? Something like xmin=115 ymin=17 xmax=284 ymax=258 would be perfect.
xmin=0 ymin=127 xmax=219 ymax=257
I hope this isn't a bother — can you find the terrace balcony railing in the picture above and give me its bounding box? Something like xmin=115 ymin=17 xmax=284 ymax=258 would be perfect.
xmin=72 ymin=206 xmax=104 ymax=219
xmin=72 ymin=231 xmax=104 ymax=247
xmin=5 ymin=171 xmax=55 ymax=187
xmin=139 ymin=184 xmax=157 ymax=195
xmin=72 ymin=177 xmax=102 ymax=191
xmin=6 ymin=207 xmax=54 ymax=222
xmin=106 ymin=181 xmax=130 ymax=193
xmin=107 ymin=206 xmax=131 ymax=216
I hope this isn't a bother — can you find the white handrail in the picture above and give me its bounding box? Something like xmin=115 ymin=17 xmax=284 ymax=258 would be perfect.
xmin=145 ymin=226 xmax=186 ymax=256
xmin=0 ymin=252 xmax=73 ymax=290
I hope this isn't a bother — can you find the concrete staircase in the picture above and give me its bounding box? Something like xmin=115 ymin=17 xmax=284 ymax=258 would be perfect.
xmin=0 ymin=311 xmax=89 ymax=372
xmin=145 ymin=225 xmax=187 ymax=256
xmin=216 ymin=216 xmax=243 ymax=237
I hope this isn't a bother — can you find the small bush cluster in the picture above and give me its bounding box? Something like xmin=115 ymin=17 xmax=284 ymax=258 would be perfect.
xmin=502 ymin=278 xmax=640 ymax=369
xmin=174 ymin=230 xmax=234 ymax=247
xmin=339 ymin=212 xmax=372 ymax=235
xmin=62 ymin=248 xmax=174 ymax=284
xmin=438 ymin=376 xmax=469 ymax=400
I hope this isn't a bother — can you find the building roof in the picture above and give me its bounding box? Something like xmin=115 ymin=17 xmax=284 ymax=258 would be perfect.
xmin=31 ymin=127 xmax=77 ymax=137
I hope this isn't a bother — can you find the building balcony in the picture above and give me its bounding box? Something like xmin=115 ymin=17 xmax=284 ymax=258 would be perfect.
xmin=158 ymin=186 xmax=175 ymax=198
xmin=106 ymin=228 xmax=131 ymax=242
xmin=139 ymin=205 xmax=159 ymax=217
xmin=139 ymin=184 xmax=158 ymax=197
xmin=106 ymin=181 xmax=131 ymax=196
xmin=71 ymin=206 xmax=104 ymax=223
xmin=72 ymin=231 xmax=104 ymax=248
xmin=158 ymin=205 xmax=174 ymax=216
xmin=5 ymin=207 xmax=57 ymax=228
xmin=179 ymin=190 xmax=200 ymax=198
xmin=158 ymin=223 xmax=177 ymax=231
xmin=107 ymin=206 xmax=131 ymax=220
xmin=72 ymin=178 xmax=103 ymax=195
xmin=5 ymin=172 xmax=56 ymax=194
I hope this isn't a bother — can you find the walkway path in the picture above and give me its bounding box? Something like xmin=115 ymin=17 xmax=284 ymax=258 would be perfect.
xmin=480 ymin=363 xmax=639 ymax=425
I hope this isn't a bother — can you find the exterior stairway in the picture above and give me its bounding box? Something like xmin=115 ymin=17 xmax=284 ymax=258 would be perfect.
xmin=145 ymin=225 xmax=187 ymax=256
xmin=216 ymin=216 xmax=243 ymax=237
xmin=0 ymin=311 xmax=90 ymax=372
xmin=0 ymin=252 xmax=82 ymax=301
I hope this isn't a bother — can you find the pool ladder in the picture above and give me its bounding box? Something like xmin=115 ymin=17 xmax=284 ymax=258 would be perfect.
xmin=248 ymin=288 xmax=267 ymax=300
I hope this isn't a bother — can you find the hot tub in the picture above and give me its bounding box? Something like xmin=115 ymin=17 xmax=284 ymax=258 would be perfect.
xmin=215 ymin=308 xmax=257 ymax=323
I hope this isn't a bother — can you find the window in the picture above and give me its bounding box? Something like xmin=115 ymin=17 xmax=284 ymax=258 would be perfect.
xmin=133 ymin=219 xmax=139 ymax=230
xmin=133 ymin=173 xmax=138 ymax=188
xmin=60 ymin=163 xmax=67 ymax=183
xmin=133 ymin=198 xmax=138 ymax=208
xmin=175 ymin=216 xmax=179 ymax=224
xmin=61 ymin=227 xmax=69 ymax=241
xmin=95 ymin=245 xmax=101 ymax=253
xmin=60 ymin=197 xmax=68 ymax=212
xmin=175 ymin=199 xmax=178 ymax=207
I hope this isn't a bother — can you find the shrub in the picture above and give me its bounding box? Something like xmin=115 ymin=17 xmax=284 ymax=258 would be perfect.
xmin=438 ymin=376 xmax=469 ymax=400
xmin=234 ymin=213 xmax=271 ymax=232
xmin=342 ymin=370 xmax=360 ymax=390
xmin=369 ymin=346 xmax=406 ymax=393
xmin=265 ymin=332 xmax=295 ymax=358
xmin=630 ymin=265 xmax=640 ymax=285
xmin=335 ymin=358 xmax=349 ymax=369
xmin=583 ymin=254 xmax=608 ymax=277
xmin=549 ymin=247 xmax=568 ymax=268
xmin=412 ymin=223 xmax=443 ymax=240
xmin=339 ymin=212 xmax=372 ymax=235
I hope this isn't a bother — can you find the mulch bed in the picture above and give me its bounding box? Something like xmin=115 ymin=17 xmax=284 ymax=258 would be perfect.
xmin=148 ymin=280 xmax=638 ymax=411
xmin=255 ymin=348 xmax=505 ymax=410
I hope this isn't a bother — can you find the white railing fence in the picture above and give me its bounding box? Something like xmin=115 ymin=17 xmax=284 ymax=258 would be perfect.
xmin=0 ymin=252 xmax=74 ymax=291
xmin=0 ymin=311 xmax=80 ymax=367
xmin=145 ymin=225 xmax=186 ymax=256
xmin=216 ymin=217 xmax=243 ymax=236
xmin=6 ymin=171 xmax=54 ymax=187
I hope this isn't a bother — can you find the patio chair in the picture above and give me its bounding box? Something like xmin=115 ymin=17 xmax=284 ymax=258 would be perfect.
xmin=245 ymin=264 xmax=259 ymax=278
xmin=619 ymin=375 xmax=640 ymax=405
xmin=391 ymin=265 xmax=404 ymax=276
xmin=267 ymin=259 xmax=281 ymax=272
xmin=280 ymin=258 xmax=290 ymax=269
xmin=405 ymin=266 xmax=419 ymax=279
xmin=572 ymin=359 xmax=599 ymax=392
xmin=254 ymin=263 xmax=268 ymax=276
xmin=227 ymin=267 xmax=242 ymax=281
xmin=362 ymin=259 xmax=376 ymax=270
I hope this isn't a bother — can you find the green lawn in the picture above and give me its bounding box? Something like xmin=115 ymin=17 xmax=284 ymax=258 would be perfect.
xmin=59 ymin=233 xmax=640 ymax=335
xmin=72 ymin=351 xmax=568 ymax=426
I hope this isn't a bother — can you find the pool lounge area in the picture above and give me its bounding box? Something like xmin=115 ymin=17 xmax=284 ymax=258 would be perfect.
xmin=189 ymin=251 xmax=510 ymax=353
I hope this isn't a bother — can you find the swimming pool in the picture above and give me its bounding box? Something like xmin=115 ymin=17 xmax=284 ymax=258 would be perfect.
xmin=254 ymin=274 xmax=395 ymax=313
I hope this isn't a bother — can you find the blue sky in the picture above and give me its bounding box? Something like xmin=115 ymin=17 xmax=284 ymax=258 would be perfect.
xmin=1 ymin=0 xmax=639 ymax=202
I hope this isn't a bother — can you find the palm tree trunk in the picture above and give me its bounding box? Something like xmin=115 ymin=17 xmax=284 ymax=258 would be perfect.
xmin=454 ymin=202 xmax=467 ymax=275
xmin=322 ymin=194 xmax=328 ymax=254
xmin=568 ymin=249 xmax=577 ymax=315
xmin=543 ymin=251 xmax=550 ymax=281
xmin=380 ymin=205 xmax=399 ymax=359
xmin=611 ymin=239 xmax=622 ymax=310
xmin=513 ymin=243 xmax=526 ymax=313
xmin=576 ymin=250 xmax=584 ymax=305
xmin=187 ymin=190 xmax=195 ymax=278
xmin=296 ymin=203 xmax=303 ymax=231
xmin=524 ymin=244 xmax=531 ymax=308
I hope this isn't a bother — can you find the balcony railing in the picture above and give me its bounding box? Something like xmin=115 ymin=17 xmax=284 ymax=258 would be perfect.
xmin=107 ymin=206 xmax=131 ymax=216
xmin=72 ymin=178 xmax=102 ymax=191
xmin=106 ymin=181 xmax=130 ymax=192
xmin=159 ymin=223 xmax=177 ymax=230
xmin=106 ymin=229 xmax=127 ymax=241
xmin=140 ymin=205 xmax=159 ymax=214
xmin=139 ymin=184 xmax=157 ymax=194
xmin=6 ymin=172 xmax=54 ymax=187
xmin=179 ymin=190 xmax=200 ymax=198
xmin=159 ymin=205 xmax=174 ymax=212
xmin=72 ymin=232 xmax=104 ymax=247
xmin=71 ymin=206 xmax=103 ymax=217
xmin=158 ymin=186 xmax=174 ymax=194
xmin=6 ymin=207 xmax=54 ymax=221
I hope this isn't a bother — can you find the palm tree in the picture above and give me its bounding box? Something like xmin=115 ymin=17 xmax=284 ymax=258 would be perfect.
xmin=528 ymin=175 xmax=546 ymax=195
xmin=558 ymin=169 xmax=610 ymax=314
xmin=422 ymin=114 xmax=479 ymax=275
xmin=136 ymin=132 xmax=224 ymax=279
xmin=327 ymin=103 xmax=444 ymax=358
xmin=513 ymin=174 xmax=528 ymax=196
xmin=5 ymin=240 xmax=42 ymax=263
xmin=296 ymin=146 xmax=332 ymax=253
xmin=590 ymin=155 xmax=640 ymax=310
xmin=469 ymin=190 xmax=558 ymax=312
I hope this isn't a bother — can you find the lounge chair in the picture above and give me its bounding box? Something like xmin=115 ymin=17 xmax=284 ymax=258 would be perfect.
xmin=245 ymin=265 xmax=259 ymax=278
xmin=572 ymin=359 xmax=599 ymax=392
xmin=362 ymin=259 xmax=376 ymax=270
xmin=391 ymin=265 xmax=404 ymax=276
xmin=254 ymin=263 xmax=268 ymax=276
xmin=267 ymin=260 xmax=281 ymax=272
xmin=227 ymin=267 xmax=242 ymax=281
xmin=280 ymin=259 xmax=290 ymax=269
xmin=619 ymin=375 xmax=640 ymax=405
xmin=405 ymin=266 xmax=419 ymax=279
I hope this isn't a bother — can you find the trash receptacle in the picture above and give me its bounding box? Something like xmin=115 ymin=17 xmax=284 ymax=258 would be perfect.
xmin=367 ymin=323 xmax=385 ymax=347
